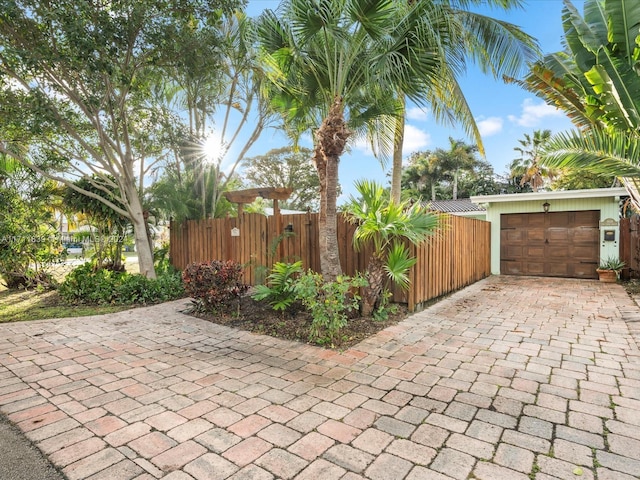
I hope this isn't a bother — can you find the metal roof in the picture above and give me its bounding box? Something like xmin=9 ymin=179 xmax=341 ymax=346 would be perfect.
xmin=426 ymin=198 xmax=486 ymax=213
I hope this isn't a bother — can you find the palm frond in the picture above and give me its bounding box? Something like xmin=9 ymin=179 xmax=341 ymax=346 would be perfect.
xmin=541 ymin=129 xmax=640 ymax=178
xmin=384 ymin=242 xmax=416 ymax=291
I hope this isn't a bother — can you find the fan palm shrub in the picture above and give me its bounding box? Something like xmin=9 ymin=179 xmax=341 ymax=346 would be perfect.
xmin=345 ymin=180 xmax=440 ymax=316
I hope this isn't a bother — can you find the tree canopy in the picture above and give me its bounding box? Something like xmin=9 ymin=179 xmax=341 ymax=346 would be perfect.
xmin=513 ymin=0 xmax=640 ymax=207
xmin=242 ymin=147 xmax=322 ymax=211
xmin=0 ymin=0 xmax=242 ymax=278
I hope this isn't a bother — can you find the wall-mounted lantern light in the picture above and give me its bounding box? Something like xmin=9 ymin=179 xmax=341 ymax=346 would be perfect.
xmin=543 ymin=202 xmax=550 ymax=213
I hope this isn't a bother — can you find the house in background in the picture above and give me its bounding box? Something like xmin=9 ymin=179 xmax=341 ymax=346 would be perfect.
xmin=471 ymin=188 xmax=627 ymax=279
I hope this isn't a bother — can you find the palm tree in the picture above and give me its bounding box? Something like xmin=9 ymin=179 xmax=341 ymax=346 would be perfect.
xmin=509 ymin=129 xmax=555 ymax=192
xmin=512 ymin=0 xmax=640 ymax=207
xmin=441 ymin=137 xmax=479 ymax=200
xmin=345 ymin=180 xmax=440 ymax=316
xmin=389 ymin=0 xmax=539 ymax=203
xmin=402 ymin=150 xmax=445 ymax=201
xmin=257 ymin=0 xmax=536 ymax=280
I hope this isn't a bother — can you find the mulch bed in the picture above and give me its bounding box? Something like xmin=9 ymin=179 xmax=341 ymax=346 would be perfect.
xmin=189 ymin=293 xmax=409 ymax=350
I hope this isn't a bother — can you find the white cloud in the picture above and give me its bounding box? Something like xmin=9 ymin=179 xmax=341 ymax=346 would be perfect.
xmin=348 ymin=124 xmax=430 ymax=157
xmin=402 ymin=124 xmax=431 ymax=153
xmin=477 ymin=117 xmax=503 ymax=137
xmin=508 ymin=98 xmax=563 ymax=127
xmin=406 ymin=107 xmax=428 ymax=122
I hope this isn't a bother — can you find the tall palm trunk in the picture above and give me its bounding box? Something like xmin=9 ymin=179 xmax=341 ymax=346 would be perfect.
xmin=313 ymin=97 xmax=350 ymax=281
xmin=452 ymin=170 xmax=458 ymax=200
xmin=390 ymin=97 xmax=406 ymax=204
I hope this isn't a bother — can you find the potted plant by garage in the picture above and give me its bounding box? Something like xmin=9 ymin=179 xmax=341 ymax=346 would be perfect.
xmin=596 ymin=257 xmax=625 ymax=283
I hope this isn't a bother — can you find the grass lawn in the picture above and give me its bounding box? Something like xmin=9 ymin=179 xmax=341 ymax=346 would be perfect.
xmin=0 ymin=289 xmax=133 ymax=323
xmin=0 ymin=254 xmax=143 ymax=322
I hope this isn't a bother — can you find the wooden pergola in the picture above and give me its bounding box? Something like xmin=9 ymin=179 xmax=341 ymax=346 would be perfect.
xmin=223 ymin=187 xmax=293 ymax=216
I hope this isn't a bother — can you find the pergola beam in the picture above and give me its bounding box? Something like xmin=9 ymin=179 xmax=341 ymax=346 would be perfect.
xmin=223 ymin=187 xmax=293 ymax=205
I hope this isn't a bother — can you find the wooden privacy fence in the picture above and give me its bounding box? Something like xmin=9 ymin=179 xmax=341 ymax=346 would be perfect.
xmin=170 ymin=212 xmax=491 ymax=311
xmin=620 ymin=216 xmax=640 ymax=277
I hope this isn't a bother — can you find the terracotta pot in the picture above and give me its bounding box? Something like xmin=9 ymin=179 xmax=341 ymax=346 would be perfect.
xmin=596 ymin=269 xmax=618 ymax=283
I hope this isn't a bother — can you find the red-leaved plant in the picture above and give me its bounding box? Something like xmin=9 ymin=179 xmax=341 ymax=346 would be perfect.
xmin=182 ymin=260 xmax=248 ymax=313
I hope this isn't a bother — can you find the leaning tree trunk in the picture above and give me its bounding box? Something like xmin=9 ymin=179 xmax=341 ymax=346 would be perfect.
xmin=123 ymin=183 xmax=157 ymax=279
xmin=314 ymin=96 xmax=351 ymax=282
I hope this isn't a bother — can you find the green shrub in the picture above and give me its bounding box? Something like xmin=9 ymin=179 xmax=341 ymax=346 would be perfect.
xmin=114 ymin=271 xmax=184 ymax=304
xmin=293 ymin=271 xmax=367 ymax=343
xmin=182 ymin=260 xmax=248 ymax=313
xmin=251 ymin=261 xmax=303 ymax=312
xmin=58 ymin=263 xmax=119 ymax=304
xmin=59 ymin=262 xmax=184 ymax=305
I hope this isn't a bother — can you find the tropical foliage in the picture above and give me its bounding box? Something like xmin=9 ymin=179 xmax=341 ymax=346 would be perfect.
xmin=251 ymin=261 xmax=304 ymax=312
xmin=59 ymin=262 xmax=184 ymax=305
xmin=345 ymin=180 xmax=440 ymax=316
xmin=63 ymin=176 xmax=131 ymax=272
xmin=402 ymin=143 xmax=502 ymax=200
xmin=257 ymin=0 xmax=537 ymax=280
xmin=182 ymin=260 xmax=249 ymax=313
xmin=513 ymin=0 xmax=640 ymax=206
xmin=152 ymin=12 xmax=277 ymax=221
xmin=385 ymin=1 xmax=538 ymax=202
xmin=293 ymin=271 xmax=366 ymax=344
xmin=0 ymin=170 xmax=65 ymax=289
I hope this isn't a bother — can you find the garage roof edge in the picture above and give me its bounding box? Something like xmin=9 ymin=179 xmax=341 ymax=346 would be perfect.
xmin=470 ymin=187 xmax=628 ymax=205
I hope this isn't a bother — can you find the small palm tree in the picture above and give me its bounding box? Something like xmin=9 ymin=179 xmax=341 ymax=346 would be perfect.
xmin=345 ymin=180 xmax=440 ymax=317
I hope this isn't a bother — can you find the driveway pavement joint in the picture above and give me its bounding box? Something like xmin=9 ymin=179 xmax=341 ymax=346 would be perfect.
xmin=1 ymin=275 xmax=640 ymax=479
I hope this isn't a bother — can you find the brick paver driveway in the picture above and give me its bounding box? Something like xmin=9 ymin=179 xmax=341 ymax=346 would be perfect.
xmin=1 ymin=276 xmax=640 ymax=480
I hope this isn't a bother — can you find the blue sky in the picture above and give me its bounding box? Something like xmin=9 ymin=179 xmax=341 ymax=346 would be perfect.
xmin=239 ymin=0 xmax=585 ymax=201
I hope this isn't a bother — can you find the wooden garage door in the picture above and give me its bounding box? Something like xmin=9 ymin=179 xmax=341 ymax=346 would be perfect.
xmin=500 ymin=211 xmax=599 ymax=279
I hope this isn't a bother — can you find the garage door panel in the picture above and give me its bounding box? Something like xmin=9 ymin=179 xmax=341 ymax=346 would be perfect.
xmin=549 ymin=246 xmax=570 ymax=258
xmin=573 ymin=245 xmax=599 ymax=258
xmin=526 ymin=230 xmax=545 ymax=242
xmin=502 ymin=245 xmax=524 ymax=258
xmin=526 ymin=246 xmax=545 ymax=257
xmin=527 ymin=215 xmax=546 ymax=227
xmin=548 ymin=229 xmax=569 ymax=242
xmin=500 ymin=211 xmax=599 ymax=279
xmin=574 ymin=228 xmax=599 ymax=243
xmin=501 ymin=230 xmax=525 ymax=243
xmin=501 ymin=261 xmax=523 ymax=275
xmin=573 ymin=263 xmax=598 ymax=277
xmin=502 ymin=215 xmax=525 ymax=228
xmin=548 ymin=263 xmax=570 ymax=276
xmin=548 ymin=212 xmax=570 ymax=226
xmin=525 ymin=261 xmax=545 ymax=275
xmin=575 ymin=210 xmax=600 ymax=223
